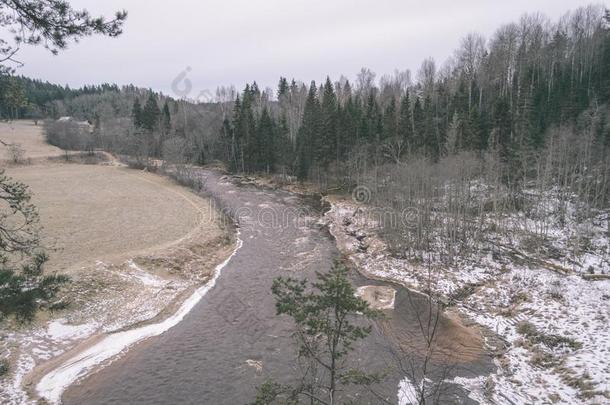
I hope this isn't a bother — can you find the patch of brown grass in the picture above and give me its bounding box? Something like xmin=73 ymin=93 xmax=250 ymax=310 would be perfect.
xmin=5 ymin=164 xmax=218 ymax=275
xmin=0 ymin=120 xmax=63 ymax=162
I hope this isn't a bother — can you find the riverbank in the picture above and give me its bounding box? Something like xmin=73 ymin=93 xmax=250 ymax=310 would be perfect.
xmin=325 ymin=195 xmax=609 ymax=404
xmin=0 ymin=122 xmax=236 ymax=404
xmin=231 ymin=173 xmax=609 ymax=404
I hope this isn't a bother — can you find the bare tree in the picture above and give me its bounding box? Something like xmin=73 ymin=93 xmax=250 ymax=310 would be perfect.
xmin=0 ymin=0 xmax=126 ymax=72
xmin=5 ymin=142 xmax=25 ymax=163
xmin=356 ymin=67 xmax=377 ymax=98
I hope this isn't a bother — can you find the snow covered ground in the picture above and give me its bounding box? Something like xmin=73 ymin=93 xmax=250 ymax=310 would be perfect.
xmin=36 ymin=235 xmax=242 ymax=404
xmin=0 ymin=227 xmax=237 ymax=405
xmin=0 ymin=259 xmax=189 ymax=404
xmin=325 ymin=196 xmax=609 ymax=404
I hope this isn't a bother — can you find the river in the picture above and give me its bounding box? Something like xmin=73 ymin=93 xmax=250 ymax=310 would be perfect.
xmin=60 ymin=169 xmax=494 ymax=404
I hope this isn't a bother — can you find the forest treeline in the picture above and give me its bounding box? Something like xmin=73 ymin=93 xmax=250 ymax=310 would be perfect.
xmin=3 ymin=5 xmax=609 ymax=190
xmin=221 ymin=5 xmax=610 ymax=184
xmin=0 ymin=75 xmax=120 ymax=120
xmin=2 ymin=4 xmax=609 ymax=265
xmin=14 ymin=6 xmax=607 ymax=184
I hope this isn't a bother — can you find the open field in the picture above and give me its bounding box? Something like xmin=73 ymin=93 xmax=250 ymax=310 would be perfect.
xmin=5 ymin=164 xmax=212 ymax=274
xmin=0 ymin=121 xmax=64 ymax=162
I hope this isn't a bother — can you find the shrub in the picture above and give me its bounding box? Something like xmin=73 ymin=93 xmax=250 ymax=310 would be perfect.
xmin=517 ymin=321 xmax=582 ymax=350
xmin=0 ymin=359 xmax=9 ymax=377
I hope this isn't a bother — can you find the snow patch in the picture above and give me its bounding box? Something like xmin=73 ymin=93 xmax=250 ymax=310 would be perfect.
xmin=397 ymin=377 xmax=417 ymax=405
xmin=46 ymin=320 xmax=97 ymax=341
xmin=325 ymin=197 xmax=610 ymax=404
xmin=36 ymin=233 xmax=243 ymax=404
xmin=126 ymin=260 xmax=165 ymax=287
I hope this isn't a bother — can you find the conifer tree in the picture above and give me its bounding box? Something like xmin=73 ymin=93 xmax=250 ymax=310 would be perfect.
xmin=382 ymin=97 xmax=398 ymax=141
xmin=603 ymin=10 xmax=610 ymax=103
xmin=257 ymin=107 xmax=276 ymax=173
xmin=276 ymin=113 xmax=294 ymax=171
xmin=256 ymin=262 xmax=383 ymax=404
xmin=141 ymin=93 xmax=160 ymax=132
xmin=493 ymin=96 xmax=513 ymax=165
xmin=321 ymin=77 xmax=338 ymax=165
xmin=238 ymin=85 xmax=257 ymax=172
xmin=296 ymin=82 xmax=321 ymax=180
xmin=131 ymin=98 xmax=143 ymax=128
xmin=162 ymin=101 xmax=171 ymax=135
xmin=412 ymin=97 xmax=425 ymax=154
xmin=229 ymin=95 xmax=242 ymax=171
xmin=398 ymin=92 xmax=413 ymax=152
xmin=277 ymin=77 xmax=289 ymax=99
xmin=337 ymin=96 xmax=358 ymax=161
xmin=364 ymin=93 xmax=381 ymax=141
xmin=467 ymin=105 xmax=485 ymax=152
xmin=423 ymin=95 xmax=438 ymax=160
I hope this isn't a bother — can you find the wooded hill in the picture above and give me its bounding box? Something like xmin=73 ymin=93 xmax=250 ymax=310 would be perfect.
xmin=2 ymin=5 xmax=609 ymax=200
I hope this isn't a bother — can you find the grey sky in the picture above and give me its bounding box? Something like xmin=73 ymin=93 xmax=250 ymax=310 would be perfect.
xmin=15 ymin=0 xmax=599 ymax=97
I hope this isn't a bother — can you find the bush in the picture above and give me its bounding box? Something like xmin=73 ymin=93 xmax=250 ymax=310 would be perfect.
xmin=517 ymin=321 xmax=582 ymax=350
xmin=6 ymin=143 xmax=25 ymax=164
xmin=44 ymin=119 xmax=93 ymax=151
xmin=0 ymin=359 xmax=9 ymax=377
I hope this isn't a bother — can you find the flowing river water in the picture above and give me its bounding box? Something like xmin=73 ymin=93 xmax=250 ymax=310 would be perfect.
xmin=58 ymin=170 xmax=495 ymax=404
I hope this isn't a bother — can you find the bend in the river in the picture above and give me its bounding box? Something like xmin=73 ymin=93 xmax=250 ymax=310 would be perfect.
xmin=61 ymin=169 xmax=494 ymax=404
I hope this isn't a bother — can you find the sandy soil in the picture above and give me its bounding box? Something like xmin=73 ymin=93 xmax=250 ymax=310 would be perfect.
xmin=355 ymin=285 xmax=396 ymax=309
xmin=0 ymin=121 xmax=235 ymax=404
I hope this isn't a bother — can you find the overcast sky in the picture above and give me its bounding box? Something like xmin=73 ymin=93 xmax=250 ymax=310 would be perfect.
xmin=14 ymin=0 xmax=599 ymax=97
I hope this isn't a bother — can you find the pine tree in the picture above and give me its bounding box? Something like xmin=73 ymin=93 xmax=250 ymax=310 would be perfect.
xmin=412 ymin=97 xmax=425 ymax=154
xmin=238 ymin=86 xmax=257 ymax=172
xmin=446 ymin=112 xmax=460 ymax=155
xmin=461 ymin=105 xmax=480 ymax=151
xmin=276 ymin=113 xmax=293 ymax=171
xmin=0 ymin=172 xmax=68 ymax=323
xmin=320 ymin=77 xmax=338 ymax=166
xmin=2 ymin=78 xmax=27 ymax=119
xmin=141 ymin=93 xmax=160 ymax=132
xmin=258 ymin=262 xmax=382 ymax=404
xmin=296 ymin=81 xmax=321 ymax=180
xmin=250 ymin=81 xmax=261 ymax=101
xmin=337 ymin=96 xmax=358 ymax=160
xmin=382 ymin=97 xmax=398 ymax=141
xmin=364 ymin=93 xmax=381 ymax=141
xmin=603 ymin=10 xmax=610 ymax=103
xmin=277 ymin=77 xmax=289 ymax=99
xmin=131 ymin=98 xmax=143 ymax=128
xmin=398 ymin=91 xmax=413 ymax=152
xmin=257 ymin=107 xmax=276 ymax=173
xmin=228 ymin=95 xmax=242 ymax=171
xmin=221 ymin=116 xmax=233 ymax=165
xmin=493 ymin=96 xmax=513 ymax=165
xmin=422 ymin=95 xmax=438 ymax=160
xmin=162 ymin=101 xmax=171 ymax=135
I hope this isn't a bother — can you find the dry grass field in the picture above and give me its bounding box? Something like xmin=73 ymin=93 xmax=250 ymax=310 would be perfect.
xmin=0 ymin=120 xmax=64 ymax=162
xmin=5 ymin=164 xmax=214 ymax=274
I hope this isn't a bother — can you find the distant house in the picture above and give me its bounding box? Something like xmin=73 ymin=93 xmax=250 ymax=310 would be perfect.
xmin=57 ymin=116 xmax=94 ymax=133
